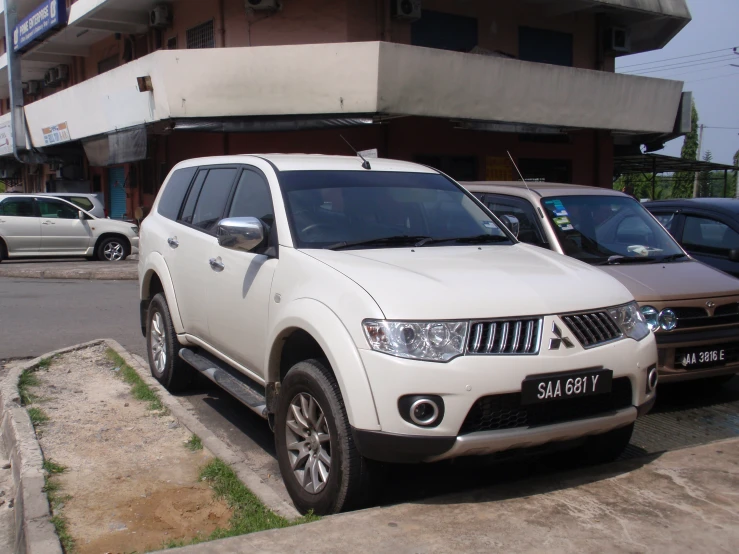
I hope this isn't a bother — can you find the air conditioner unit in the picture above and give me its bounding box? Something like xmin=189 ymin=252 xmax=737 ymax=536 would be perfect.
xmin=25 ymin=80 xmax=42 ymax=94
xmin=392 ymin=0 xmax=422 ymax=21
xmin=246 ymin=0 xmax=280 ymax=10
xmin=150 ymin=4 xmax=172 ymax=28
xmin=606 ymin=26 xmax=632 ymax=53
xmin=44 ymin=67 xmax=59 ymax=87
xmin=56 ymin=64 xmax=69 ymax=82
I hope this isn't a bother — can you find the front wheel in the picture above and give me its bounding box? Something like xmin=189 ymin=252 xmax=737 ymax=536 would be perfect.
xmin=146 ymin=293 xmax=193 ymax=392
xmin=274 ymin=359 xmax=374 ymax=515
xmin=97 ymin=236 xmax=130 ymax=261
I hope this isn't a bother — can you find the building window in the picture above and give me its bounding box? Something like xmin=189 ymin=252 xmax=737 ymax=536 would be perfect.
xmin=186 ymin=20 xmax=215 ymax=49
xmin=98 ymin=54 xmax=119 ymax=75
xmin=411 ymin=11 xmax=478 ymax=53
xmin=167 ymin=36 xmax=177 ymax=50
xmin=415 ymin=155 xmax=478 ymax=181
xmin=519 ymin=27 xmax=573 ymax=67
xmin=518 ymin=159 xmax=572 ymax=183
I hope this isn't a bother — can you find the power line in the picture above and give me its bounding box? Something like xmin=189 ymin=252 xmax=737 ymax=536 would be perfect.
xmin=618 ymin=46 xmax=737 ymax=69
xmin=624 ymin=54 xmax=737 ymax=75
xmin=655 ymin=65 xmax=736 ymax=80
xmin=685 ymin=72 xmax=739 ymax=84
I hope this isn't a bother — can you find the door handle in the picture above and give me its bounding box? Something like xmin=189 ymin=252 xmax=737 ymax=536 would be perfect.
xmin=167 ymin=237 xmax=179 ymax=249
xmin=42 ymin=221 xmax=55 ymax=225
xmin=209 ymin=257 xmax=225 ymax=272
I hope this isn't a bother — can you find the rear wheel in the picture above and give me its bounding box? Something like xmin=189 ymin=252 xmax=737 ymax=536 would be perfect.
xmin=275 ymin=359 xmax=374 ymax=515
xmin=97 ymin=236 xmax=129 ymax=261
xmin=0 ymin=240 xmax=6 ymax=263
xmin=146 ymin=293 xmax=193 ymax=392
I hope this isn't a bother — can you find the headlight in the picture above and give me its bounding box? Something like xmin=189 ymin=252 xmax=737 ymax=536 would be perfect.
xmin=130 ymin=226 xmax=139 ymax=236
xmin=608 ymin=302 xmax=650 ymax=342
xmin=363 ymin=320 xmax=468 ymax=362
xmin=640 ymin=306 xmax=659 ymax=331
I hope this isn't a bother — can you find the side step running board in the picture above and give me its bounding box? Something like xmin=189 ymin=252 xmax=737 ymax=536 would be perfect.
xmin=179 ymin=348 xmax=267 ymax=419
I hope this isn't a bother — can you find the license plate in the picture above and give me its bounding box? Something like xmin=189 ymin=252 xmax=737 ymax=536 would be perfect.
xmin=678 ymin=347 xmax=727 ymax=369
xmin=521 ymin=368 xmax=613 ymax=405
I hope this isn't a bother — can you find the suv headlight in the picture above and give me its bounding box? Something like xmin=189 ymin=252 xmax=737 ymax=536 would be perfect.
xmin=608 ymin=302 xmax=650 ymax=342
xmin=363 ymin=320 xmax=469 ymax=362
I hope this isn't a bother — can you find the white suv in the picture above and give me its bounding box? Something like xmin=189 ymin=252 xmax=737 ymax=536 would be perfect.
xmin=0 ymin=194 xmax=139 ymax=262
xmin=139 ymin=155 xmax=657 ymax=515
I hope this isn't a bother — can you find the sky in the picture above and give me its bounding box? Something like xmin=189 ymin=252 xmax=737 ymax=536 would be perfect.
xmin=615 ymin=0 xmax=738 ymax=166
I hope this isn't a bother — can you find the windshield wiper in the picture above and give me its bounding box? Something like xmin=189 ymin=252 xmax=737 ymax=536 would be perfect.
xmin=658 ymin=253 xmax=688 ymax=263
xmin=599 ymin=255 xmax=660 ymax=265
xmin=326 ymin=236 xmax=431 ymax=251
xmin=415 ymin=235 xmax=510 ymax=247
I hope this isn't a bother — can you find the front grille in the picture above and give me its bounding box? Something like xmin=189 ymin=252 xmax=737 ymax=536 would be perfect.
xmin=672 ymin=303 xmax=739 ymax=330
xmin=561 ymin=311 xmax=622 ymax=348
xmin=466 ymin=319 xmax=542 ymax=355
xmin=459 ymin=377 xmax=633 ymax=435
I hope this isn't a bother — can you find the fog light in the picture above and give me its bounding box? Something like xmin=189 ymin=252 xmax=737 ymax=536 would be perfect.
xmin=398 ymin=395 xmax=444 ymax=428
xmin=659 ymin=309 xmax=677 ymax=331
xmin=647 ymin=366 xmax=659 ymax=393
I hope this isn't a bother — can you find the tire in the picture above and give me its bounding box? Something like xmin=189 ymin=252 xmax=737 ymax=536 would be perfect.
xmin=550 ymin=423 xmax=634 ymax=468
xmin=146 ymin=293 xmax=193 ymax=392
xmin=0 ymin=240 xmax=6 ymax=263
xmin=96 ymin=236 xmax=130 ymax=262
xmin=275 ymin=359 xmax=374 ymax=515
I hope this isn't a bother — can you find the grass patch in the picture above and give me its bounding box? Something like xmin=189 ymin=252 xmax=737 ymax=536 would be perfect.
xmin=37 ymin=357 xmax=53 ymax=370
xmin=185 ymin=434 xmax=203 ymax=451
xmin=28 ymin=407 xmax=49 ymax=426
xmin=106 ymin=348 xmax=166 ymax=413
xmin=18 ymin=369 xmax=41 ymax=405
xmin=43 ymin=459 xmax=66 ymax=475
xmin=163 ymin=459 xmax=318 ymax=549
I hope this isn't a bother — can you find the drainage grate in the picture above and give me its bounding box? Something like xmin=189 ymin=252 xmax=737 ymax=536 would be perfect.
xmin=624 ymin=377 xmax=739 ymax=459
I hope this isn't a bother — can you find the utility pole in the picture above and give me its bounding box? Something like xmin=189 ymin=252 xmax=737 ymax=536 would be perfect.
xmin=692 ymin=123 xmax=704 ymax=198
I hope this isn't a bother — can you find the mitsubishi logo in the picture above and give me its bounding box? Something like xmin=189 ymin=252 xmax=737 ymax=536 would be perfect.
xmin=549 ymin=323 xmax=575 ymax=350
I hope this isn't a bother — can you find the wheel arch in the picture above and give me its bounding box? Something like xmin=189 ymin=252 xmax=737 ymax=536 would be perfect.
xmin=139 ymin=252 xmax=186 ymax=335
xmin=267 ymin=299 xmax=380 ymax=431
xmin=94 ymin=232 xmax=131 ymax=256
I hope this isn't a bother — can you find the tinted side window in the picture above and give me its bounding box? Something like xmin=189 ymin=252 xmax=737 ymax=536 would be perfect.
xmin=0 ymin=198 xmax=35 ymax=217
xmin=38 ymin=199 xmax=79 ymax=219
xmin=683 ymin=216 xmax=739 ymax=256
xmin=229 ymin=170 xmax=274 ymax=228
xmin=481 ymin=194 xmax=548 ymax=248
xmin=158 ymin=167 xmax=197 ymax=221
xmin=653 ymin=212 xmax=676 ymax=232
xmin=68 ymin=197 xmax=94 ymax=211
xmin=180 ymin=170 xmax=208 ymax=225
xmin=191 ymin=168 xmax=238 ymax=233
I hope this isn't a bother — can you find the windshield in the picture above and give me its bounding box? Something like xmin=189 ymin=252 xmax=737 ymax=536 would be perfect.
xmin=279 ymin=171 xmax=511 ymax=249
xmin=541 ymin=195 xmax=684 ymax=264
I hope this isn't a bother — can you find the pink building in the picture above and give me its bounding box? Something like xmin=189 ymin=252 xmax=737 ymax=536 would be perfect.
xmin=0 ymin=0 xmax=691 ymax=219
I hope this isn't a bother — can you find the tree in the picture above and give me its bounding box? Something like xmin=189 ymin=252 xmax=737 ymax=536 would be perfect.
xmin=673 ymin=101 xmax=700 ymax=198
xmin=698 ymin=151 xmax=713 ymax=197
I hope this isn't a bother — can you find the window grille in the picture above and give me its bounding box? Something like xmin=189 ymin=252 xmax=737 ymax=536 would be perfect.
xmin=186 ymin=20 xmax=215 ymax=49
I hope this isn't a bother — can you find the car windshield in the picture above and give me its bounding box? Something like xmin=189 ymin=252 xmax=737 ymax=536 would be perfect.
xmin=541 ymin=195 xmax=684 ymax=264
xmin=279 ymin=170 xmax=511 ymax=249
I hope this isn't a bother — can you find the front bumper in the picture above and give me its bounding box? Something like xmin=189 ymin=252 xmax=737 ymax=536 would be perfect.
xmin=655 ymin=326 xmax=739 ymax=383
xmin=130 ymin=236 xmax=140 ymax=255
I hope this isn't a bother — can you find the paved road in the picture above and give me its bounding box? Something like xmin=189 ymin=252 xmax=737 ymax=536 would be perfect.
xmin=2 ymin=276 xmax=739 ymax=510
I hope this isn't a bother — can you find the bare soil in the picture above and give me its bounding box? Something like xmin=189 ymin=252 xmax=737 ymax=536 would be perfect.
xmin=29 ymin=345 xmax=231 ymax=554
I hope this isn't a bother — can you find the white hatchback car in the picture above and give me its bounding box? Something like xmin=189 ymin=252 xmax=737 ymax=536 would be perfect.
xmin=0 ymin=194 xmax=139 ymax=262
xmin=139 ymin=155 xmax=657 ymax=515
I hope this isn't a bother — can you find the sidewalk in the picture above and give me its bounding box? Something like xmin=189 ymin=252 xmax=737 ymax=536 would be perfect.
xmin=167 ymin=437 xmax=739 ymax=554
xmin=0 ymin=258 xmax=137 ymax=280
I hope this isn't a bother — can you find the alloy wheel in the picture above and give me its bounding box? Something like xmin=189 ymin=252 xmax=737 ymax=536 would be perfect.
xmin=285 ymin=393 xmax=332 ymax=494
xmin=150 ymin=311 xmax=167 ymax=376
xmin=103 ymin=241 xmax=124 ymax=261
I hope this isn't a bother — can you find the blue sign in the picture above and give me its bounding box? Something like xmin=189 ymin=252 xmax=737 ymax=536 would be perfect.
xmin=13 ymin=0 xmax=67 ymax=52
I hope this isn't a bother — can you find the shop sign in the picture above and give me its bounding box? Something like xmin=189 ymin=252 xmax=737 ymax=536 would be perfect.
xmin=42 ymin=122 xmax=71 ymax=146
xmin=0 ymin=122 xmax=12 ymax=156
xmin=486 ymin=156 xmax=514 ymax=181
xmin=13 ymin=0 xmax=67 ymax=52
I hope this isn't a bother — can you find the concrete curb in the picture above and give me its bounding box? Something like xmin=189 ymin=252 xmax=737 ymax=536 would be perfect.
xmin=0 ymin=340 xmax=104 ymax=554
xmin=0 ymin=265 xmax=137 ymax=281
xmin=105 ymin=340 xmax=302 ymax=520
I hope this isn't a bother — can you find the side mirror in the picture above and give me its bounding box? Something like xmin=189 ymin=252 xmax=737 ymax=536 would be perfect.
xmin=500 ymin=215 xmax=520 ymax=239
xmin=729 ymin=250 xmax=739 ymax=263
xmin=217 ymin=217 xmax=264 ymax=252
xmin=78 ymin=210 xmax=85 ymax=220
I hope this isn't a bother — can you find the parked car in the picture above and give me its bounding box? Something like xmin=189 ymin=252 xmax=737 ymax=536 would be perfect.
xmin=644 ymin=198 xmax=739 ymax=278
xmin=465 ymin=181 xmax=739 ymax=386
xmin=40 ymin=193 xmax=106 ymax=219
xmin=0 ymin=194 xmax=139 ymax=262
xmin=140 ymin=155 xmax=657 ymax=515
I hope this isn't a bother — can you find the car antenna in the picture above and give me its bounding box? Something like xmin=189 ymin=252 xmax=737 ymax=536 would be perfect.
xmin=340 ymin=135 xmax=371 ymax=170
xmin=507 ymin=151 xmax=532 ymax=193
